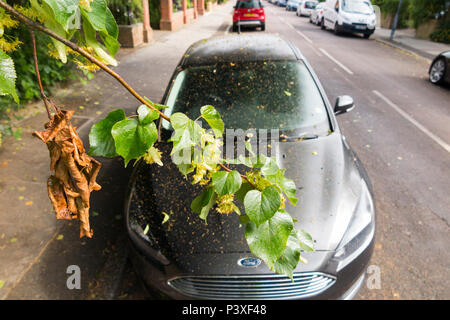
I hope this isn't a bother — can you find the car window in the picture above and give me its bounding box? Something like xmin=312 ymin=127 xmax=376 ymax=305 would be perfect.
xmin=342 ymin=0 xmax=373 ymax=14
xmin=305 ymin=1 xmax=317 ymax=8
xmin=236 ymin=0 xmax=262 ymax=9
xmin=163 ymin=61 xmax=330 ymax=135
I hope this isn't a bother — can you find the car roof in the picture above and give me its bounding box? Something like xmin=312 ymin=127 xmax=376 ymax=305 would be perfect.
xmin=180 ymin=34 xmax=303 ymax=67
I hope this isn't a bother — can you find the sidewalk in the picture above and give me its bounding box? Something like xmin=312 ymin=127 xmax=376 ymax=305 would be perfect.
xmin=0 ymin=1 xmax=233 ymax=300
xmin=374 ymin=27 xmax=450 ymax=61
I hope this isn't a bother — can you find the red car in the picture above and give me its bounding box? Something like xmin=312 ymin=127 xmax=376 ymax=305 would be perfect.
xmin=232 ymin=0 xmax=266 ymax=32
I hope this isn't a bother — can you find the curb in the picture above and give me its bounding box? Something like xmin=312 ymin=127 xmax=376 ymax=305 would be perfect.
xmin=374 ymin=37 xmax=433 ymax=63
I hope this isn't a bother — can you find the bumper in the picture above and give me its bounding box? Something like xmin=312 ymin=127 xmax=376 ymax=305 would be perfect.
xmin=234 ymin=20 xmax=264 ymax=27
xmin=127 ymin=231 xmax=374 ymax=300
xmin=338 ymin=23 xmax=375 ymax=34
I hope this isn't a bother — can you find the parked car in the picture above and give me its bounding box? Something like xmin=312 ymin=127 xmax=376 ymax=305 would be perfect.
xmin=310 ymin=2 xmax=325 ymax=25
xmin=126 ymin=34 xmax=376 ymax=300
xmin=278 ymin=0 xmax=288 ymax=6
xmin=286 ymin=0 xmax=301 ymax=11
xmin=268 ymin=0 xmax=279 ymax=4
xmin=297 ymin=0 xmax=318 ymax=17
xmin=429 ymin=51 xmax=450 ymax=85
xmin=322 ymin=0 xmax=376 ymax=38
xmin=232 ymin=0 xmax=266 ymax=32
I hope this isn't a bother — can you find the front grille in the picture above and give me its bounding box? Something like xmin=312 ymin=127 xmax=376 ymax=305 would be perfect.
xmin=168 ymin=273 xmax=336 ymax=299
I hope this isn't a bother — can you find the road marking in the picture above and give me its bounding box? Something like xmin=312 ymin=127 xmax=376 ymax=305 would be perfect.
xmin=319 ymin=48 xmax=354 ymax=75
xmin=373 ymin=90 xmax=450 ymax=153
xmin=286 ymin=22 xmax=313 ymax=44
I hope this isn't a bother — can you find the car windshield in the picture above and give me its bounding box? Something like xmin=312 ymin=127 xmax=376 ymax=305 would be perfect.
xmin=305 ymin=1 xmax=317 ymax=9
xmin=236 ymin=0 xmax=262 ymax=9
xmin=163 ymin=61 xmax=330 ymax=135
xmin=342 ymin=0 xmax=373 ymax=14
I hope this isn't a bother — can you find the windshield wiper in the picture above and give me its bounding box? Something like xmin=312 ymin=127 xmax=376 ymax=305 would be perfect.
xmin=279 ymin=132 xmax=319 ymax=142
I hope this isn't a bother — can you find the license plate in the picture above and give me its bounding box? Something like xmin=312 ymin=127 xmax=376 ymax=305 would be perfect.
xmin=355 ymin=25 xmax=366 ymax=30
xmin=244 ymin=13 xmax=255 ymax=17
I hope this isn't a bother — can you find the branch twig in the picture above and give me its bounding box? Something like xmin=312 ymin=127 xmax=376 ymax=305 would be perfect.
xmin=29 ymin=29 xmax=57 ymax=119
xmin=0 ymin=0 xmax=169 ymax=121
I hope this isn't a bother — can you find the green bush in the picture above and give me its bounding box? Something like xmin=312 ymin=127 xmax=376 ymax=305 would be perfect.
xmin=430 ymin=18 xmax=450 ymax=43
xmin=149 ymin=0 xmax=161 ymax=29
xmin=108 ymin=0 xmax=144 ymax=25
xmin=372 ymin=0 xmax=411 ymax=28
xmin=0 ymin=25 xmax=75 ymax=143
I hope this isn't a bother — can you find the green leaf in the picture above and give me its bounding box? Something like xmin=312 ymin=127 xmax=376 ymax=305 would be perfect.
xmin=239 ymin=214 xmax=250 ymax=224
xmin=235 ymin=182 xmax=253 ymax=203
xmin=260 ymin=157 xmax=279 ymax=176
xmin=245 ymin=211 xmax=294 ymax=267
xmin=43 ymin=0 xmax=79 ymax=31
xmin=170 ymin=113 xmax=202 ymax=156
xmin=82 ymin=16 xmax=117 ymax=66
xmin=273 ymin=230 xmax=302 ymax=280
xmin=0 ymin=50 xmax=19 ymax=103
xmin=244 ymin=186 xmax=281 ymax=226
xmin=266 ymin=169 xmax=298 ymax=206
xmin=200 ymin=105 xmax=224 ymax=137
xmin=170 ymin=112 xmax=190 ymax=131
xmin=297 ymin=229 xmax=314 ymax=252
xmin=111 ymin=118 xmax=158 ymax=167
xmin=191 ymin=187 xmax=217 ymax=222
xmin=137 ymin=105 xmax=159 ymax=125
xmin=30 ymin=0 xmax=68 ymax=63
xmin=88 ymin=109 xmax=126 ymax=157
xmin=80 ymin=0 xmax=117 ymax=36
xmin=212 ymin=170 xmax=242 ymax=196
xmin=144 ymin=97 xmax=169 ymax=110
xmin=82 ymin=1 xmax=120 ymax=55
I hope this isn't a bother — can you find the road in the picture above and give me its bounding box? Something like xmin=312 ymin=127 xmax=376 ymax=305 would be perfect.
xmin=120 ymin=3 xmax=450 ymax=300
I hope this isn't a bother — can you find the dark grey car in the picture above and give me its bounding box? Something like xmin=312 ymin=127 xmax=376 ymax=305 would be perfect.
xmin=125 ymin=34 xmax=375 ymax=300
xmin=429 ymin=51 xmax=450 ymax=85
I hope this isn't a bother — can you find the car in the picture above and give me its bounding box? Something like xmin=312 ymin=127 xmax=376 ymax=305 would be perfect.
xmin=286 ymin=0 xmax=301 ymax=11
xmin=429 ymin=51 xmax=450 ymax=85
xmin=125 ymin=34 xmax=376 ymax=300
xmin=232 ymin=0 xmax=266 ymax=32
xmin=297 ymin=0 xmax=318 ymax=17
xmin=310 ymin=2 xmax=325 ymax=25
xmin=322 ymin=0 xmax=376 ymax=39
xmin=278 ymin=0 xmax=287 ymax=6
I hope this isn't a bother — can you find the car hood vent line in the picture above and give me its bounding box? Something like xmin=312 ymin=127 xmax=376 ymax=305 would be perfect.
xmin=167 ymin=272 xmax=336 ymax=300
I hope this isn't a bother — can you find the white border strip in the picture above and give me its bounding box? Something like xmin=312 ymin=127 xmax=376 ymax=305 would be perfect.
xmin=319 ymin=48 xmax=354 ymax=75
xmin=373 ymin=90 xmax=450 ymax=153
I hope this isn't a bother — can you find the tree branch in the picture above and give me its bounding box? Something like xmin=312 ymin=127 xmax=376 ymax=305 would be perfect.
xmin=29 ymin=29 xmax=57 ymax=119
xmin=0 ymin=0 xmax=170 ymax=121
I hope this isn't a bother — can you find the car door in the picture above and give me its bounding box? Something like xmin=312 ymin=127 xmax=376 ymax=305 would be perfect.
xmin=324 ymin=0 xmax=338 ymax=28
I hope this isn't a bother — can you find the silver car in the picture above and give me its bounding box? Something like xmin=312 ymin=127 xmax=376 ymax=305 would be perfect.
xmin=310 ymin=2 xmax=325 ymax=25
xmin=297 ymin=0 xmax=318 ymax=16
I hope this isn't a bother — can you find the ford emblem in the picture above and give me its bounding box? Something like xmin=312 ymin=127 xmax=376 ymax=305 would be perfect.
xmin=237 ymin=257 xmax=261 ymax=268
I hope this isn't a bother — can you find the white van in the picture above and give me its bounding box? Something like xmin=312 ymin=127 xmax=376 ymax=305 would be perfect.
xmin=322 ymin=0 xmax=377 ymax=38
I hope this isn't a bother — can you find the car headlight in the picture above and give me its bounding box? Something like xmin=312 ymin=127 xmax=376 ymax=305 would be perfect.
xmin=333 ymin=181 xmax=375 ymax=272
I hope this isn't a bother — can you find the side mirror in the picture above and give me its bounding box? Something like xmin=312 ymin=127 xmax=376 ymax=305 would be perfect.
xmin=335 ymin=7 xmax=339 ymax=12
xmin=334 ymin=95 xmax=354 ymax=115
